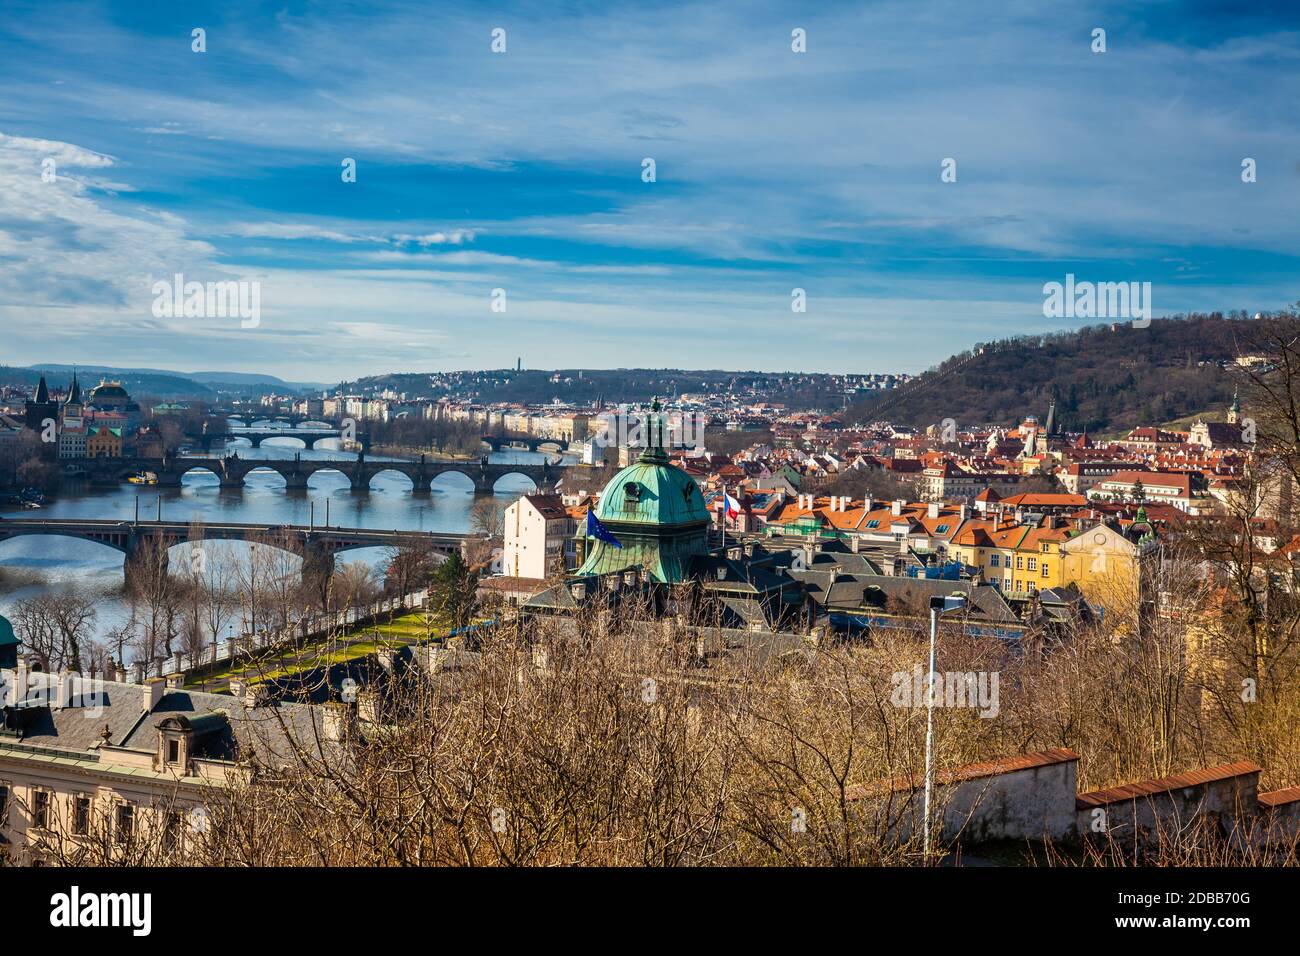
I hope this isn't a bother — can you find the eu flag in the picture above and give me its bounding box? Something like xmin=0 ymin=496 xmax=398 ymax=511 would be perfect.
xmin=586 ymin=511 xmax=622 ymax=548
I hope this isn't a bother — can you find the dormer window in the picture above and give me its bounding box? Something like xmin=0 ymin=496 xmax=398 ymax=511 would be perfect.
xmin=623 ymin=481 xmax=641 ymax=503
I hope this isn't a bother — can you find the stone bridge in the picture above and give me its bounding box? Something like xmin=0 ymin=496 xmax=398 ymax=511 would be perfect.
xmin=0 ymin=517 xmax=474 ymax=596
xmin=191 ymin=427 xmax=357 ymax=452
xmin=479 ymin=434 xmax=569 ymax=453
xmin=67 ymin=453 xmax=563 ymax=494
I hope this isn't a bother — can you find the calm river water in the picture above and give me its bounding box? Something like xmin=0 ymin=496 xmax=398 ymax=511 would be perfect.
xmin=0 ymin=429 xmax=567 ymax=642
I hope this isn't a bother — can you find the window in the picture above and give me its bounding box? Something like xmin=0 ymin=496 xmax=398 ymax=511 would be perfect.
xmin=935 ymin=524 xmax=949 ymax=534
xmin=163 ymin=810 xmax=183 ymax=852
xmin=1015 ymin=556 xmax=1024 ymax=570
xmin=989 ymin=554 xmax=999 ymax=567
xmin=33 ymin=790 xmax=51 ymax=830
xmin=1042 ymin=563 xmax=1050 ymax=577
xmin=73 ymin=796 xmax=91 ymax=836
xmin=115 ymin=803 xmax=135 ymax=845
xmin=865 ymin=519 xmax=879 ymax=529
xmin=1028 ymin=558 xmax=1037 ymax=571
xmin=167 ymin=739 xmax=181 ymax=764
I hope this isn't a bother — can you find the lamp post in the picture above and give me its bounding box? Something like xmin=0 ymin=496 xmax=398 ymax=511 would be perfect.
xmin=923 ymin=593 xmax=966 ymax=861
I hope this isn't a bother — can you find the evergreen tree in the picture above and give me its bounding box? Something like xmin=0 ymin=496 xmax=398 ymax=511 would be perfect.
xmin=431 ymin=551 xmax=479 ymax=631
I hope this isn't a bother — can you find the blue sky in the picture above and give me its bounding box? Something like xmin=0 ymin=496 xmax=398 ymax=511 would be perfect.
xmin=0 ymin=0 xmax=1297 ymax=382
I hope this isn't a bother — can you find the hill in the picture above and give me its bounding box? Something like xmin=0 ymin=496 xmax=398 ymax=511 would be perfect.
xmin=846 ymin=316 xmax=1252 ymax=433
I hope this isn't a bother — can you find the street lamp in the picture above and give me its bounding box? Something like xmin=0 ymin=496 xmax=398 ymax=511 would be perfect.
xmin=923 ymin=593 xmax=966 ymax=861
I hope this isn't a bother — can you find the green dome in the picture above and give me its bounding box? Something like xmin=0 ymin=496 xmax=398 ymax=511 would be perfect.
xmin=593 ymin=456 xmax=709 ymax=527
xmin=576 ymin=402 xmax=712 ymax=583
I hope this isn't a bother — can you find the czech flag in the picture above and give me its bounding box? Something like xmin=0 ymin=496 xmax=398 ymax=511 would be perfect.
xmin=719 ymin=491 xmax=741 ymax=521
xmin=586 ymin=510 xmax=622 ymax=548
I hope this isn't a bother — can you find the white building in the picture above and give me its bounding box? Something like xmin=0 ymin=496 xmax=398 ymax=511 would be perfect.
xmin=502 ymin=494 xmax=575 ymax=580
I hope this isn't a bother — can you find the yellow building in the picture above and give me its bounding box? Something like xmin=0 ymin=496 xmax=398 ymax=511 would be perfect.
xmin=85 ymin=425 xmax=122 ymax=458
xmin=1060 ymin=518 xmax=1155 ymax=630
xmin=951 ymin=518 xmax=1076 ymax=597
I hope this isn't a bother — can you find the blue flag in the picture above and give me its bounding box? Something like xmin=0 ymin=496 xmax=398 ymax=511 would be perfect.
xmin=586 ymin=510 xmax=622 ymax=548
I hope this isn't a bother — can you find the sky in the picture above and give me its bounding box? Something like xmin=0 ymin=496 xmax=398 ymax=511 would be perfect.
xmin=0 ymin=0 xmax=1297 ymax=383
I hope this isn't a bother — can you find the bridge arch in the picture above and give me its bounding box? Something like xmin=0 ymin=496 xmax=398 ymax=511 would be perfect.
xmin=430 ymin=470 xmax=476 ymax=493
xmin=492 ymin=471 xmax=541 ymax=494
xmin=258 ymin=435 xmax=308 ymax=450
xmin=179 ymin=465 xmax=225 ymax=484
xmin=305 ymin=467 xmax=352 ymax=490
xmin=241 ymin=466 xmax=289 ymax=489
xmin=0 ymin=530 xmax=129 ymax=558
xmin=367 ymin=468 xmax=415 ymax=491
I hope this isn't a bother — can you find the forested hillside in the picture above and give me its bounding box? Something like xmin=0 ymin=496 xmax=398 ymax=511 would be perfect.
xmin=847 ymin=315 xmax=1262 ymax=432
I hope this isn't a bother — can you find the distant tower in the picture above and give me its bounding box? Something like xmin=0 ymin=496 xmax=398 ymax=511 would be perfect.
xmin=61 ymin=370 xmax=84 ymax=429
xmin=1045 ymin=400 xmax=1057 ymax=436
xmin=24 ymin=375 xmax=57 ymax=430
xmin=517 ymin=357 xmax=522 ymax=372
xmin=1227 ymin=390 xmax=1241 ymax=425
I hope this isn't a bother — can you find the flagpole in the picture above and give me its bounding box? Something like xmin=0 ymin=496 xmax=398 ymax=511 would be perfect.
xmin=720 ymin=482 xmax=726 ymax=554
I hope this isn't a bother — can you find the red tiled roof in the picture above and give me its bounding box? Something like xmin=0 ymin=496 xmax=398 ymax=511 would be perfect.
xmin=1075 ymin=761 xmax=1261 ymax=809
xmin=847 ymin=748 xmax=1079 ymax=801
xmin=1258 ymin=787 xmax=1300 ymax=808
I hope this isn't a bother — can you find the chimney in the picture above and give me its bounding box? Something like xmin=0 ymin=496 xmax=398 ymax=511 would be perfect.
xmin=863 ymin=495 xmax=873 ymax=513
xmin=891 ymin=499 xmax=903 ymax=516
xmin=142 ymin=679 xmax=165 ymax=714
xmin=357 ymin=687 xmax=380 ymax=723
xmin=993 ymin=512 xmax=1000 ymax=532
xmin=850 ymin=535 xmax=860 ymax=554
xmin=55 ymin=670 xmax=76 ymax=709
xmin=322 ymin=702 xmax=352 ymax=743
xmin=927 ymin=502 xmax=940 ymax=519
xmin=14 ymin=656 xmax=29 ymax=704
xmin=570 ymin=580 xmax=588 ymax=601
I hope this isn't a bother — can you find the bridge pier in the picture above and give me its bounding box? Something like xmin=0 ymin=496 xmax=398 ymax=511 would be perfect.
xmin=474 ymin=474 xmax=495 ymax=496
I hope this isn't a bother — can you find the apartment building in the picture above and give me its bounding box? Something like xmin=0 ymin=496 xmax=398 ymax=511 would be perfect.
xmin=502 ymin=493 xmax=577 ymax=579
xmin=0 ymin=661 xmax=331 ymax=864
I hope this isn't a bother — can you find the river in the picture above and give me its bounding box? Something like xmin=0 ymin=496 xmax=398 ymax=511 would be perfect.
xmin=0 ymin=429 xmax=571 ymax=645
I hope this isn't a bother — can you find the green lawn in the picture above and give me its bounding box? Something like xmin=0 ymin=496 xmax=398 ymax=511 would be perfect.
xmin=184 ymin=610 xmax=451 ymax=689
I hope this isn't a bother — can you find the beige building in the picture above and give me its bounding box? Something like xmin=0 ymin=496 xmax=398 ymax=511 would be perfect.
xmin=0 ymin=660 xmax=330 ymax=864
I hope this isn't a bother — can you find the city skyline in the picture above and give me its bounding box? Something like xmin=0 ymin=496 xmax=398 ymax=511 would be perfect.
xmin=1 ymin=1 xmax=1298 ymax=380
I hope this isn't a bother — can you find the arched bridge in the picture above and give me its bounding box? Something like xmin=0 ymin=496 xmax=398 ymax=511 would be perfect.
xmin=67 ymin=453 xmax=565 ymax=493
xmin=189 ymin=423 xmax=364 ymax=452
xmin=479 ymin=435 xmax=570 ymax=453
xmin=0 ymin=517 xmax=475 ymax=595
